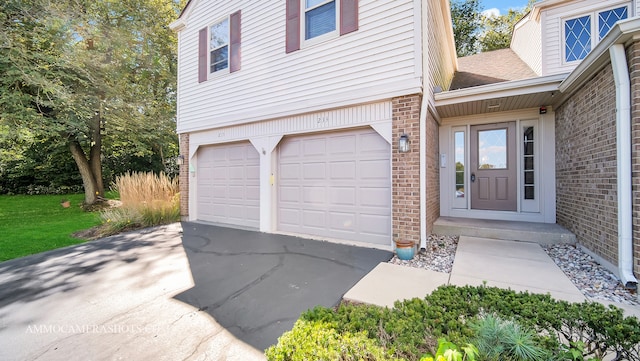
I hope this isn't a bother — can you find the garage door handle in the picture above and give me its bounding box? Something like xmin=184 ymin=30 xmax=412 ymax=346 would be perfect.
xmin=471 ymin=173 xmax=476 ymax=183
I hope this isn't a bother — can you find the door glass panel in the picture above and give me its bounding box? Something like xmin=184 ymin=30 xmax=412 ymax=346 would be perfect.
xmin=455 ymin=131 xmax=465 ymax=198
xmin=478 ymin=129 xmax=507 ymax=169
xmin=523 ymin=126 xmax=535 ymax=200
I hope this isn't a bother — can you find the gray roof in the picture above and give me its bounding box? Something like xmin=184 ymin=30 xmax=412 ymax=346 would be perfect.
xmin=450 ymin=48 xmax=537 ymax=90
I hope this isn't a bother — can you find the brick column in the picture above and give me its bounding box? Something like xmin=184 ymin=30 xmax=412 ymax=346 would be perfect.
xmin=179 ymin=133 xmax=190 ymax=220
xmin=392 ymin=94 xmax=422 ymax=245
xmin=425 ymin=110 xmax=440 ymax=234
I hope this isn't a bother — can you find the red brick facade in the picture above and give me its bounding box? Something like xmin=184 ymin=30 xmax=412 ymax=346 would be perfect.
xmin=425 ymin=110 xmax=440 ymax=234
xmin=179 ymin=133 xmax=190 ymax=219
xmin=555 ymin=63 xmax=619 ymax=266
xmin=556 ymin=41 xmax=640 ymax=278
xmin=392 ymin=94 xmax=422 ymax=245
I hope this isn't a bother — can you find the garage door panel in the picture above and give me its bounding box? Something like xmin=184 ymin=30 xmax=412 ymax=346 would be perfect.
xmin=279 ymin=186 xmax=300 ymax=202
xmin=303 ymin=163 xmax=326 ymax=179
xmin=303 ymin=139 xmax=326 ymax=156
xmin=329 ymin=161 xmax=356 ymax=180
xmin=360 ymin=133 xmax=389 ymax=153
xmin=359 ymin=187 xmax=390 ymax=208
xmin=278 ymin=128 xmax=391 ymax=245
xmin=329 ymin=212 xmax=356 ymax=231
xmin=196 ymin=142 xmax=260 ymax=229
xmin=279 ymin=164 xmax=300 ymax=179
xmin=329 ymin=187 xmax=356 ymax=206
xmin=360 ymin=214 xmax=391 ymax=236
xmin=303 ymin=186 xmax=326 ymax=204
xmin=328 ymin=135 xmax=356 ymax=155
xmin=302 ymin=210 xmax=326 ymax=228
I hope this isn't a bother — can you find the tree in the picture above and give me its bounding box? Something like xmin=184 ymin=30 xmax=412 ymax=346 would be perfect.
xmin=451 ymin=0 xmax=535 ymax=56
xmin=0 ymin=0 xmax=180 ymax=204
xmin=451 ymin=0 xmax=482 ymax=57
xmin=479 ymin=1 xmax=535 ymax=52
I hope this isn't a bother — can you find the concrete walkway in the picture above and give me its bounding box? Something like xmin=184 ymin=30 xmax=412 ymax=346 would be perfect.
xmin=345 ymin=236 xmax=640 ymax=318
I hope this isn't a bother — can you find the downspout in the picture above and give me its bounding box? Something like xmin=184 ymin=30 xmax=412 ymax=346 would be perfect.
xmin=419 ymin=93 xmax=428 ymax=249
xmin=609 ymin=44 xmax=638 ymax=289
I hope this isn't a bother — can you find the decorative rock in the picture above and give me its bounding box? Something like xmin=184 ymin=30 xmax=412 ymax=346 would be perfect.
xmin=388 ymin=235 xmax=639 ymax=306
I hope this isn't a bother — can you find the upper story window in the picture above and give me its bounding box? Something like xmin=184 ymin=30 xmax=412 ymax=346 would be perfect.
xmin=564 ymin=5 xmax=628 ymax=63
xmin=304 ymin=0 xmax=337 ymax=40
xmin=198 ymin=11 xmax=241 ymax=83
xmin=210 ymin=18 xmax=229 ymax=73
xmin=286 ymin=0 xmax=358 ymax=53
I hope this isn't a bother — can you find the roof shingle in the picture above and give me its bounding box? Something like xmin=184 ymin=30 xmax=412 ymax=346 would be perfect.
xmin=449 ymin=48 xmax=537 ymax=90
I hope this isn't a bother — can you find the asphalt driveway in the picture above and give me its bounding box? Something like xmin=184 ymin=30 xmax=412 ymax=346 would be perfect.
xmin=0 ymin=222 xmax=391 ymax=360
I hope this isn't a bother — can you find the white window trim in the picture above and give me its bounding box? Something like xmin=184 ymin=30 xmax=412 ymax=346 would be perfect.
xmin=520 ymin=119 xmax=539 ymax=213
xmin=208 ymin=16 xmax=231 ymax=77
xmin=451 ymin=126 xmax=467 ymax=210
xmin=561 ymin=2 xmax=630 ymax=65
xmin=300 ymin=0 xmax=340 ymax=49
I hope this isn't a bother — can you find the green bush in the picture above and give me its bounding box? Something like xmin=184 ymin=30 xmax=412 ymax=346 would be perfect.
xmin=471 ymin=314 xmax=547 ymax=361
xmin=265 ymin=319 xmax=399 ymax=361
xmin=293 ymin=285 xmax=640 ymax=361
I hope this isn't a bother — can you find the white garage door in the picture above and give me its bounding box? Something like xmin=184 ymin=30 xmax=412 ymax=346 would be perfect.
xmin=278 ymin=128 xmax=391 ymax=245
xmin=196 ymin=142 xmax=260 ymax=229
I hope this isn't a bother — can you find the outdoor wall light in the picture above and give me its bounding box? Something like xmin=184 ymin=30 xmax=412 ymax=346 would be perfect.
xmin=177 ymin=155 xmax=185 ymax=165
xmin=398 ymin=134 xmax=410 ymax=153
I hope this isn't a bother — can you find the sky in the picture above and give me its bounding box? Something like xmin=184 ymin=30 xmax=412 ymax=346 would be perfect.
xmin=482 ymin=0 xmax=530 ymax=17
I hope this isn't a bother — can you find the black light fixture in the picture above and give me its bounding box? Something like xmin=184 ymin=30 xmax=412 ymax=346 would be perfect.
xmin=398 ymin=134 xmax=410 ymax=153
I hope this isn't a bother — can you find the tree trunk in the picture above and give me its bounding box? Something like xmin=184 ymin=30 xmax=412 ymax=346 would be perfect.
xmin=70 ymin=141 xmax=99 ymax=205
xmin=89 ymin=111 xmax=104 ymax=196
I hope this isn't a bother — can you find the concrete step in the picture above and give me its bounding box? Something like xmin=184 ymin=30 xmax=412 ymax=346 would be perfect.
xmin=432 ymin=217 xmax=576 ymax=245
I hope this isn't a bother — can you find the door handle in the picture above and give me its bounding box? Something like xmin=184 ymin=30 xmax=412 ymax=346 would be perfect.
xmin=471 ymin=173 xmax=476 ymax=182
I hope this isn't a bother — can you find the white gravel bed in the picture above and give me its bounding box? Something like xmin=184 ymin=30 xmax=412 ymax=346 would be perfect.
xmin=543 ymin=244 xmax=639 ymax=306
xmin=388 ymin=235 xmax=639 ymax=306
xmin=388 ymin=235 xmax=458 ymax=274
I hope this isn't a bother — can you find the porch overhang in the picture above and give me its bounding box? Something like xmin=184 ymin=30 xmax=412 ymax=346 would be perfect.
xmin=434 ymin=74 xmax=566 ymax=119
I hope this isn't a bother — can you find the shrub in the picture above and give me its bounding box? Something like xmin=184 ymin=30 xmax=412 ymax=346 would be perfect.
xmin=471 ymin=313 xmax=547 ymax=361
xmin=265 ymin=319 xmax=399 ymax=361
xmin=294 ymin=285 xmax=640 ymax=361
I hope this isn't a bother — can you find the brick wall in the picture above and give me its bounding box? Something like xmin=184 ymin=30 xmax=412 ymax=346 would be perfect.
xmin=425 ymin=110 xmax=440 ymax=233
xmin=555 ymin=63 xmax=619 ymax=266
xmin=628 ymin=41 xmax=640 ymax=277
xmin=392 ymin=94 xmax=422 ymax=245
xmin=179 ymin=133 xmax=189 ymax=220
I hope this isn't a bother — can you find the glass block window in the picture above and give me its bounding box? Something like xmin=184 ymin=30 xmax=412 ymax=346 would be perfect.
xmin=455 ymin=131 xmax=465 ymax=199
xmin=210 ymin=18 xmax=229 ymax=73
xmin=523 ymin=127 xmax=535 ymax=200
xmin=565 ymin=15 xmax=591 ymax=62
xmin=599 ymin=6 xmax=628 ymax=40
xmin=305 ymin=0 xmax=336 ymax=40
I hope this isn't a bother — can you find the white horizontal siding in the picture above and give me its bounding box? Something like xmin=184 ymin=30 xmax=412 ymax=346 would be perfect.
xmin=426 ymin=0 xmax=456 ymax=103
xmin=176 ymin=0 xmax=421 ymax=133
xmin=511 ymin=17 xmax=542 ymax=75
xmin=541 ymin=0 xmax=632 ymax=76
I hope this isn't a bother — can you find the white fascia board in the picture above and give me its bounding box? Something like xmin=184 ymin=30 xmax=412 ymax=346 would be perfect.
xmin=559 ymin=18 xmax=640 ymax=96
xmin=434 ymin=74 xmax=566 ymax=106
xmin=169 ymin=0 xmax=198 ymax=32
xmin=531 ymin=0 xmax=571 ymax=21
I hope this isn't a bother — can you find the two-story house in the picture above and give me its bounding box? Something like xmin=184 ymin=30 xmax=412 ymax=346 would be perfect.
xmin=170 ymin=0 xmax=455 ymax=248
xmin=171 ymin=0 xmax=639 ymax=289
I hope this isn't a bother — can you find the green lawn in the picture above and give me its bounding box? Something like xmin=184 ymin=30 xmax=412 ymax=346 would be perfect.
xmin=0 ymin=194 xmax=103 ymax=262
